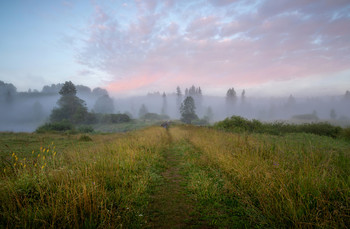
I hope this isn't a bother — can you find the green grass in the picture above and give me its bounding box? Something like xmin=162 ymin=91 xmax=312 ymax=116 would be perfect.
xmin=1 ymin=125 xmax=349 ymax=228
xmin=0 ymin=127 xmax=168 ymax=228
xmin=173 ymin=125 xmax=350 ymax=228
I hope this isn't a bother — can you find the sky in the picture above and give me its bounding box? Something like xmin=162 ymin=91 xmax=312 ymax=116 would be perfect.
xmin=0 ymin=0 xmax=349 ymax=97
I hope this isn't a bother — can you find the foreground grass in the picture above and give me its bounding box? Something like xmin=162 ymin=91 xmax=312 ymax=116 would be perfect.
xmin=171 ymin=126 xmax=350 ymax=228
xmin=0 ymin=127 xmax=168 ymax=228
xmin=1 ymin=125 xmax=349 ymax=228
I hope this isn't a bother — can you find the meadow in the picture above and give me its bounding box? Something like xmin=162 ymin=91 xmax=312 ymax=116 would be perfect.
xmin=0 ymin=125 xmax=349 ymax=228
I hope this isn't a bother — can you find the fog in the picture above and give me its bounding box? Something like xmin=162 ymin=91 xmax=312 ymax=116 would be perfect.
xmin=1 ymin=81 xmax=349 ymax=132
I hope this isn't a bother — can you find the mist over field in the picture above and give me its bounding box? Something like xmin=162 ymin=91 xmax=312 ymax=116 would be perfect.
xmin=1 ymin=80 xmax=349 ymax=132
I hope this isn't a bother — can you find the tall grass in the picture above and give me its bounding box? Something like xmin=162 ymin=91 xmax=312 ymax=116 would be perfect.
xmin=172 ymin=126 xmax=350 ymax=228
xmin=0 ymin=127 xmax=168 ymax=228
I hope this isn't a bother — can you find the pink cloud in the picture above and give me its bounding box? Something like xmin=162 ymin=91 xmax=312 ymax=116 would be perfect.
xmin=107 ymin=74 xmax=161 ymax=94
xmin=76 ymin=1 xmax=350 ymax=95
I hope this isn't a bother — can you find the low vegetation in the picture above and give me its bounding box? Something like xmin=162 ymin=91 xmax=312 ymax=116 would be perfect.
xmin=0 ymin=127 xmax=168 ymax=228
xmin=1 ymin=124 xmax=349 ymax=228
xmin=170 ymin=126 xmax=350 ymax=228
xmin=215 ymin=115 xmax=349 ymax=139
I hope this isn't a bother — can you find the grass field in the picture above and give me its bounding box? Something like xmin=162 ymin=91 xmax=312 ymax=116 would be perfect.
xmin=1 ymin=125 xmax=349 ymax=228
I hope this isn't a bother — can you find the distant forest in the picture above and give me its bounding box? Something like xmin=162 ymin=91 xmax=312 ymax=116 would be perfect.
xmin=1 ymin=80 xmax=350 ymax=132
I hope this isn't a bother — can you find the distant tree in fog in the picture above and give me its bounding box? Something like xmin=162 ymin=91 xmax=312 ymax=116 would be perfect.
xmin=93 ymin=95 xmax=114 ymax=113
xmin=139 ymin=104 xmax=148 ymax=118
xmin=42 ymin=83 xmax=63 ymax=94
xmin=161 ymin=92 xmax=168 ymax=115
xmin=344 ymin=90 xmax=350 ymax=101
xmin=185 ymin=88 xmax=189 ymax=96
xmin=32 ymin=101 xmax=44 ymax=121
xmin=50 ymin=81 xmax=88 ymax=123
xmin=286 ymin=95 xmax=296 ymax=107
xmin=241 ymin=89 xmax=246 ymax=103
xmin=176 ymin=86 xmax=182 ymax=102
xmin=176 ymin=86 xmax=183 ymax=118
xmin=0 ymin=81 xmax=17 ymax=104
xmin=92 ymin=87 xmax=108 ymax=97
xmin=226 ymin=88 xmax=237 ymax=116
xmin=203 ymin=106 xmax=214 ymax=123
xmin=180 ymin=96 xmax=198 ymax=124
xmin=59 ymin=81 xmax=76 ymax=96
xmin=76 ymin=85 xmax=92 ymax=94
xmin=330 ymin=109 xmax=337 ymax=120
xmin=226 ymin=88 xmax=237 ymax=103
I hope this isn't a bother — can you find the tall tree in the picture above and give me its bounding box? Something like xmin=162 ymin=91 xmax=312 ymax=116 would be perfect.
xmin=139 ymin=104 xmax=148 ymax=118
xmin=161 ymin=92 xmax=168 ymax=115
xmin=93 ymin=95 xmax=114 ymax=113
xmin=176 ymin=86 xmax=183 ymax=117
xmin=50 ymin=81 xmax=88 ymax=123
xmin=203 ymin=106 xmax=214 ymax=123
xmin=344 ymin=90 xmax=350 ymax=101
xmin=330 ymin=109 xmax=337 ymax=120
xmin=241 ymin=89 xmax=246 ymax=103
xmin=226 ymin=88 xmax=237 ymax=103
xmin=180 ymin=96 xmax=198 ymax=124
xmin=226 ymin=87 xmax=237 ymax=116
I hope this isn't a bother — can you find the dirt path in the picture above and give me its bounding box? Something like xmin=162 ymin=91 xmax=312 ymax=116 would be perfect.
xmin=145 ymin=142 xmax=197 ymax=228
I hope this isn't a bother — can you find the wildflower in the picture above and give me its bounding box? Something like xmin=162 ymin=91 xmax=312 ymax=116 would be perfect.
xmin=53 ymin=152 xmax=56 ymax=156
xmin=4 ymin=168 xmax=6 ymax=172
xmin=12 ymin=153 xmax=15 ymax=157
xmin=34 ymin=164 xmax=37 ymax=167
xmin=40 ymin=146 xmax=42 ymax=151
xmin=23 ymin=158 xmax=26 ymax=161
xmin=47 ymin=149 xmax=49 ymax=153
xmin=14 ymin=163 xmax=16 ymax=166
xmin=43 ymin=156 xmax=45 ymax=160
xmin=38 ymin=154 xmax=40 ymax=157
xmin=51 ymin=142 xmax=54 ymax=145
xmin=23 ymin=164 xmax=26 ymax=168
xmin=32 ymin=150 xmax=34 ymax=154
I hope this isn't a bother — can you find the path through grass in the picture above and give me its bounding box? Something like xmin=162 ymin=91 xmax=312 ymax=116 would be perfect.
xmin=146 ymin=138 xmax=197 ymax=228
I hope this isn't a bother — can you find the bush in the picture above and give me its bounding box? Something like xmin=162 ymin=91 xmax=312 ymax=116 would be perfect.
xmin=214 ymin=116 xmax=343 ymax=138
xmin=341 ymin=127 xmax=350 ymax=141
xmin=214 ymin=116 xmax=263 ymax=132
xmin=78 ymin=125 xmax=94 ymax=133
xmin=100 ymin=114 xmax=131 ymax=124
xmin=36 ymin=120 xmax=74 ymax=133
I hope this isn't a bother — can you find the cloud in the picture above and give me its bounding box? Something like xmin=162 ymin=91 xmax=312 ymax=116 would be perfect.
xmin=76 ymin=0 xmax=350 ymax=95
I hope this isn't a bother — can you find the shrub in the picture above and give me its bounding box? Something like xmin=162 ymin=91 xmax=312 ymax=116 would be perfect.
xmin=36 ymin=120 xmax=74 ymax=133
xmin=341 ymin=127 xmax=350 ymax=141
xmin=215 ymin=116 xmax=343 ymax=138
xmin=78 ymin=125 xmax=94 ymax=133
xmin=100 ymin=114 xmax=131 ymax=123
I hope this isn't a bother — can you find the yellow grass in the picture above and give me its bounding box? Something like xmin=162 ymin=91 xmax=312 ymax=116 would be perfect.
xmin=0 ymin=127 xmax=168 ymax=228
